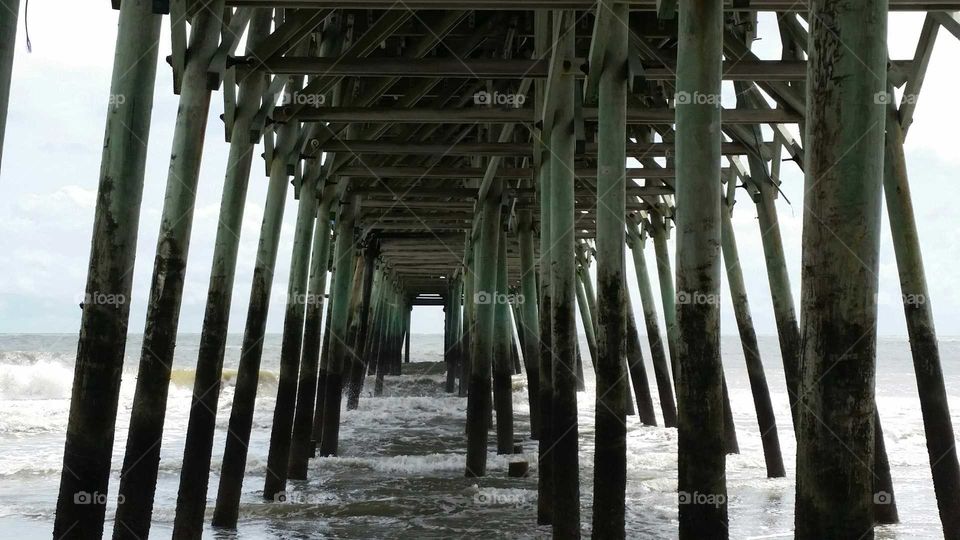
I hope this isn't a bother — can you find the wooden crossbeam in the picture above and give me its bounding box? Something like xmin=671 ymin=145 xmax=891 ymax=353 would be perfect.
xmin=225 ymin=0 xmax=960 ymax=9
xmin=245 ymin=56 xmax=913 ymax=83
xmin=276 ymin=106 xmax=802 ymax=124
xmin=934 ymin=11 xmax=960 ymax=39
xmin=336 ymin=166 xmax=681 ymax=181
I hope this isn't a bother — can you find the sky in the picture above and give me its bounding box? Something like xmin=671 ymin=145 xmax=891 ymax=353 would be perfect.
xmin=0 ymin=6 xmax=959 ymax=338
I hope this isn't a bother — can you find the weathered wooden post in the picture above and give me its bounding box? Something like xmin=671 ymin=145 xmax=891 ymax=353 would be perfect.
xmin=373 ymin=282 xmax=392 ymax=395
xmin=318 ymin=196 xmax=360 ymax=457
xmin=592 ymin=1 xmax=629 ymax=533
xmin=576 ymin=247 xmax=599 ymax=327
xmin=650 ymin=213 xmax=679 ymax=382
xmin=404 ymin=304 xmax=412 ymax=365
xmin=652 ymin=212 xmax=746 ymax=452
xmin=883 ymin=99 xmax=960 ymax=538
xmin=444 ymin=277 xmax=458 ymax=392
xmin=754 ymin=180 xmax=801 ymax=428
xmin=0 ymin=0 xmax=19 ymax=172
xmin=449 ymin=276 xmax=463 ymax=388
xmin=114 ymin=4 xmax=225 ymax=536
xmin=516 ymin=198 xmax=541 ymax=438
xmin=656 ymin=215 xmax=738 ymax=454
xmin=624 ymin=289 xmax=658 ymax=427
xmin=675 ymin=0 xmax=728 ymax=536
xmin=53 ymin=2 xmax=162 ymax=536
xmin=346 ymin=241 xmax=380 ymax=409
xmin=371 ymin=271 xmax=390 ymax=396
xmin=312 ymin=284 xmax=336 ymax=451
xmin=574 ymin=267 xmax=598 ymax=370
xmin=549 ymin=12 xmax=581 ymax=536
xmin=720 ymin=200 xmax=785 ymax=478
xmin=289 ymin=185 xmax=336 ymax=479
xmin=465 ymin=181 xmax=502 ymax=477
xmin=493 ymin=228 xmax=514 ymax=455
xmin=533 ymin=9 xmax=555 ymax=526
xmin=460 ymin=239 xmax=476 ymax=398
xmin=212 ymin=81 xmax=304 ymax=529
xmin=173 ymin=11 xmax=270 ymax=536
xmin=263 ymin=167 xmax=319 ymax=500
xmin=626 ymin=221 xmax=677 ymax=427
xmin=795 ymin=0 xmax=888 ymax=536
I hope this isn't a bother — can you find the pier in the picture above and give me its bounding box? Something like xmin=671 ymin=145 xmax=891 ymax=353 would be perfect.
xmin=2 ymin=0 xmax=956 ymax=538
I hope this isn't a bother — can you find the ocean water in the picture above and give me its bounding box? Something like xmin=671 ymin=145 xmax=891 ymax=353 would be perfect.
xmin=0 ymin=333 xmax=957 ymax=538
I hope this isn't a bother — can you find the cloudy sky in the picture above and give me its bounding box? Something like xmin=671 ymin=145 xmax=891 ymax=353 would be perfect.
xmin=0 ymin=5 xmax=958 ymax=339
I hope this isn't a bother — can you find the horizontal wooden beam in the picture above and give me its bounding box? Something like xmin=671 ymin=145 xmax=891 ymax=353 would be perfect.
xmin=312 ymin=140 xmax=754 ymax=157
xmin=275 ymin=106 xmax=802 ymax=124
xmin=225 ymin=0 xmax=960 ymax=11
xmin=337 ymin=166 xmax=681 ymax=180
xmin=243 ymin=57 xmax=912 ymax=82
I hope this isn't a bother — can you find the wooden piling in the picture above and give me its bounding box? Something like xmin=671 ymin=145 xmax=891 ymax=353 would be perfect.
xmin=289 ymin=185 xmax=336 ymax=480
xmin=0 ymin=0 xmax=19 ymax=173
xmin=883 ymin=99 xmax=959 ymax=536
xmin=650 ymin=213 xmax=679 ymax=383
xmin=626 ymin=222 xmax=677 ymax=427
xmin=548 ymin=13 xmax=581 ymax=536
xmin=319 ymin=215 xmax=361 ymax=456
xmin=53 ymin=2 xmax=161 ymax=536
xmin=460 ymin=240 xmax=475 ymax=398
xmin=675 ymin=0 xmax=728 ymax=536
xmin=464 ymin=181 xmax=502 ymax=477
xmin=444 ymin=277 xmax=459 ymax=393
xmin=346 ymin=242 xmax=380 ymax=409
xmin=312 ymin=285 xmax=336 ymax=451
xmin=720 ymin=201 xmax=785 ymax=478
xmin=113 ymin=4 xmax=225 ymax=536
xmin=536 ymin=8 xmax=554 ymax=527
xmin=517 ymin=203 xmax=542 ymax=438
xmin=493 ymin=230 xmax=515 ymax=455
xmin=574 ymin=267 xmax=599 ymax=370
xmin=754 ymin=180 xmax=802 ymax=429
xmin=173 ymin=11 xmax=271 ymax=536
xmin=450 ymin=278 xmax=463 ymax=385
xmin=591 ymin=2 xmax=629 ymax=533
xmin=372 ymin=273 xmax=390 ymax=396
xmin=404 ymin=305 xmax=412 ymax=365
xmin=624 ymin=289 xmax=658 ymax=427
xmin=795 ymin=0 xmax=888 ymax=536
xmin=536 ymin=153 xmax=555 ymax=525
xmin=212 ymin=83 xmax=303 ymax=528
xmin=263 ymin=170 xmax=317 ymax=500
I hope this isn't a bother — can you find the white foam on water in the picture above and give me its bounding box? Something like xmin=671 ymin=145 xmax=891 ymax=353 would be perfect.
xmin=0 ymin=359 xmax=74 ymax=400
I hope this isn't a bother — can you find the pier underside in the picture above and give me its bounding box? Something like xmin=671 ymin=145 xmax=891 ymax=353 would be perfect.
xmin=4 ymin=0 xmax=956 ymax=538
